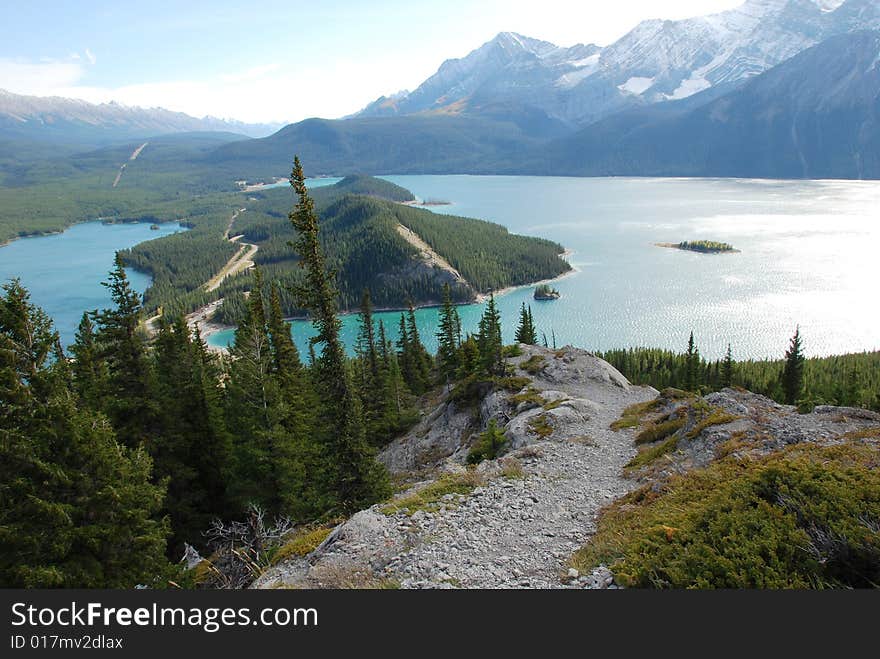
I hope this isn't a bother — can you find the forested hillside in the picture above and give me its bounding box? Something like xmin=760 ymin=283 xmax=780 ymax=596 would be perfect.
xmin=121 ymin=175 xmax=570 ymax=323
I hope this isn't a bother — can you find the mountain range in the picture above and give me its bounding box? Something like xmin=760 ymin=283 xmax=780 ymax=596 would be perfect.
xmin=358 ymin=0 xmax=879 ymax=129
xmin=1 ymin=0 xmax=879 ymax=180
xmin=0 ymin=89 xmax=280 ymax=143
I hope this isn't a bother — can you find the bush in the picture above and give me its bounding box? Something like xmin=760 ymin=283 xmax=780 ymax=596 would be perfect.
xmin=574 ymin=443 xmax=880 ymax=588
xmin=467 ymin=420 xmax=508 ymax=464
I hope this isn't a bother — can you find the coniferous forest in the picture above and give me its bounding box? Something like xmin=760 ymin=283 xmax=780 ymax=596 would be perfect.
xmin=0 ymin=158 xmax=520 ymax=588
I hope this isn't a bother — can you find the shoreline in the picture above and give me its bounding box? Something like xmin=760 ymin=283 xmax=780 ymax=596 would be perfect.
xmin=194 ymin=250 xmax=578 ymax=353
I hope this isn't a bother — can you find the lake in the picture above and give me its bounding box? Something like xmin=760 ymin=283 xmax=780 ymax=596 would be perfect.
xmin=2 ymin=176 xmax=877 ymax=360
xmin=210 ymin=176 xmax=880 ymax=360
xmin=0 ymin=221 xmax=185 ymax=346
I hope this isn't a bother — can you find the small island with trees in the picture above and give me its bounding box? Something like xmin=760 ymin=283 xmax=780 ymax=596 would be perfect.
xmin=534 ymin=283 xmax=561 ymax=300
xmin=657 ymin=240 xmax=739 ymax=254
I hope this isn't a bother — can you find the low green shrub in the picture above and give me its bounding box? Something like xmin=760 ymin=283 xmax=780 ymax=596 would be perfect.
xmin=574 ymin=443 xmax=880 ymax=588
xmin=467 ymin=420 xmax=508 ymax=464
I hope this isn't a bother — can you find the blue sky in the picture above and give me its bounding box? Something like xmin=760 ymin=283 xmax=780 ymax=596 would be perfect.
xmin=0 ymin=0 xmax=743 ymax=123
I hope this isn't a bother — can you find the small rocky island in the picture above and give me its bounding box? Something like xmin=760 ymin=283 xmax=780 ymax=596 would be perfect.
xmin=534 ymin=284 xmax=561 ymax=300
xmin=657 ymin=240 xmax=738 ymax=254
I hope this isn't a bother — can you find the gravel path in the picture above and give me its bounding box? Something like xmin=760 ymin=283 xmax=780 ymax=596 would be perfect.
xmin=388 ymin=380 xmax=655 ymax=589
xmin=255 ymin=347 xmax=658 ymax=590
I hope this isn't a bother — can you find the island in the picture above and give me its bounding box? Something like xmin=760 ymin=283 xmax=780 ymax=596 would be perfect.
xmin=534 ymin=284 xmax=561 ymax=300
xmin=150 ymin=224 xmax=160 ymax=230
xmin=657 ymin=240 xmax=738 ymax=254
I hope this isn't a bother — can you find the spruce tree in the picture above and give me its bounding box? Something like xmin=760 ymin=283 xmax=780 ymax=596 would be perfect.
xmin=477 ymin=294 xmax=504 ymax=375
xmin=0 ymin=280 xmax=169 ymax=587
xmin=781 ymin=326 xmax=806 ymax=405
xmin=152 ymin=317 xmax=234 ymax=553
xmin=515 ymin=302 xmax=538 ymax=345
xmin=92 ymin=254 xmax=160 ymax=448
xmin=288 ymin=156 xmax=390 ymax=511
xmin=722 ymin=344 xmax=734 ymax=388
xmin=69 ymin=311 xmax=108 ymax=409
xmin=407 ymin=303 xmax=433 ymax=392
xmin=436 ymin=283 xmax=460 ymax=379
xmin=685 ymin=331 xmax=700 ymax=392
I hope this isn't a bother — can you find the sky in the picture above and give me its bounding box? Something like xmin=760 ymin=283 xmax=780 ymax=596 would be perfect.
xmin=0 ymin=0 xmax=745 ymax=124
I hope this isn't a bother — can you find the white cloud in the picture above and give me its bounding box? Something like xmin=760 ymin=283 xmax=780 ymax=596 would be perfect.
xmin=84 ymin=48 xmax=96 ymax=65
xmin=0 ymin=56 xmax=85 ymax=96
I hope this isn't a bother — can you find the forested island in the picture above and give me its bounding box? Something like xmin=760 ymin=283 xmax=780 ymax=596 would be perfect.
xmin=534 ymin=284 xmax=561 ymax=300
xmin=657 ymin=240 xmax=738 ymax=253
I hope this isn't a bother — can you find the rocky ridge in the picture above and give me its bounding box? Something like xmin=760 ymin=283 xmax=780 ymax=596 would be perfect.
xmin=253 ymin=345 xmax=880 ymax=590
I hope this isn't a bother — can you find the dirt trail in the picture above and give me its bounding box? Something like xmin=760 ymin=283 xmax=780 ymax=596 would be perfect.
xmin=112 ymin=142 xmax=148 ymax=188
xmin=204 ymin=209 xmax=258 ymax=292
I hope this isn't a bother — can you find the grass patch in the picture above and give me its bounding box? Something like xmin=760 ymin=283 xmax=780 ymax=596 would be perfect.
xmin=626 ymin=436 xmax=679 ymax=470
xmin=840 ymin=426 xmax=880 ymax=441
xmin=499 ymin=457 xmax=526 ymax=480
xmin=512 ymin=387 xmax=546 ymax=408
xmin=543 ymin=398 xmax=568 ymax=411
xmin=381 ymin=471 xmax=484 ymax=516
xmin=635 ymin=416 xmax=686 ymax=445
xmin=611 ymin=399 xmax=662 ymax=431
xmin=573 ymin=443 xmax=880 ymax=588
xmin=527 ymin=414 xmax=554 ymax=439
xmin=685 ymin=408 xmax=740 ymax=439
xmin=495 ymin=376 xmax=532 ymax=392
xmin=521 ymin=355 xmax=546 ymax=374
xmin=273 ymin=527 xmax=333 ymax=564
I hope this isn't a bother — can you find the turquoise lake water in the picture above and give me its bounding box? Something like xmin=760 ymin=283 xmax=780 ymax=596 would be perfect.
xmin=2 ymin=176 xmax=878 ymax=359
xmin=0 ymin=221 xmax=185 ymax=346
xmin=209 ymin=176 xmax=880 ymax=360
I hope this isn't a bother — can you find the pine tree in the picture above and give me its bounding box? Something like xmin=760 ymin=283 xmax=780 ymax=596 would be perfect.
xmin=722 ymin=344 xmax=734 ymax=388
xmin=685 ymin=331 xmax=700 ymax=392
xmin=0 ymin=280 xmax=170 ymax=587
xmin=152 ymin=317 xmax=234 ymax=553
xmin=781 ymin=326 xmax=806 ymax=405
xmin=407 ymin=303 xmax=433 ymax=391
xmin=92 ymin=254 xmax=160 ymax=448
xmin=436 ymin=283 xmax=460 ymax=378
xmin=477 ymin=294 xmax=504 ymax=375
xmin=515 ymin=302 xmax=538 ymax=345
xmin=225 ymin=269 xmax=284 ymax=512
xmin=288 ymin=156 xmax=390 ymax=511
xmin=69 ymin=311 xmax=108 ymax=409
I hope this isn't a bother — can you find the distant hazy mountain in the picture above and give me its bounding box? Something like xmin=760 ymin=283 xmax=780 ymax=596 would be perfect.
xmin=538 ymin=30 xmax=880 ymax=179
xmin=0 ymin=89 xmax=281 ymax=143
xmin=207 ymin=114 xmax=547 ymax=180
xmin=358 ymin=0 xmax=879 ymax=127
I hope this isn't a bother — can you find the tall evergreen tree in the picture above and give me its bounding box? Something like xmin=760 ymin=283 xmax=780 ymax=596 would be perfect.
xmin=477 ymin=294 xmax=504 ymax=375
xmin=288 ymin=156 xmax=390 ymax=511
xmin=92 ymin=254 xmax=160 ymax=448
xmin=407 ymin=303 xmax=433 ymax=391
xmin=781 ymin=326 xmax=806 ymax=405
xmin=0 ymin=280 xmax=169 ymax=587
xmin=69 ymin=311 xmax=108 ymax=409
xmin=515 ymin=302 xmax=538 ymax=345
xmin=152 ymin=317 xmax=234 ymax=553
xmin=685 ymin=331 xmax=700 ymax=392
xmin=436 ymin=283 xmax=460 ymax=379
xmin=722 ymin=344 xmax=734 ymax=388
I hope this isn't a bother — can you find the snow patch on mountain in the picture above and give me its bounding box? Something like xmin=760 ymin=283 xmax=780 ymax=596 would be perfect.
xmin=618 ymin=76 xmax=655 ymax=95
xmin=667 ymin=75 xmax=711 ymax=100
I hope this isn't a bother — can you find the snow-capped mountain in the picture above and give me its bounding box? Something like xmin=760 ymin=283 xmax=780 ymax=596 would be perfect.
xmin=357 ymin=0 xmax=880 ymax=127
